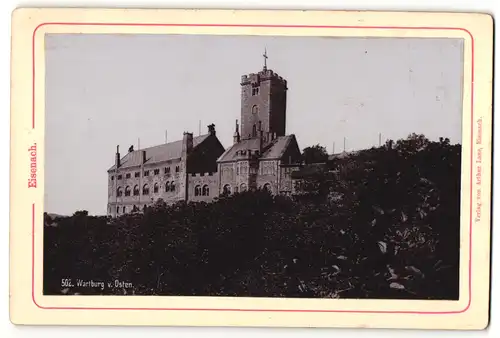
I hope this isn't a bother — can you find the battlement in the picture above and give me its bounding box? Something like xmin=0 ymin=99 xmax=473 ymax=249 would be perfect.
xmin=190 ymin=172 xmax=215 ymax=177
xmin=240 ymin=69 xmax=287 ymax=86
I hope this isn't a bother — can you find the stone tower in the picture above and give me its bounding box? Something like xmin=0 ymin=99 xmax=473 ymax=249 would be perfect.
xmin=240 ymin=52 xmax=288 ymax=142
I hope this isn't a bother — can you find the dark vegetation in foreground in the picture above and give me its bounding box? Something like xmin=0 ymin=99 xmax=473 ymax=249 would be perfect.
xmin=44 ymin=134 xmax=461 ymax=299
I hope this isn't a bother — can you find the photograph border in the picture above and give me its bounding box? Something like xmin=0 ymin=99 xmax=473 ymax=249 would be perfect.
xmin=31 ymin=22 xmax=475 ymax=315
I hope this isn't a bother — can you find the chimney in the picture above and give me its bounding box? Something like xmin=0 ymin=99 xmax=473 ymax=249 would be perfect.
xmin=142 ymin=150 xmax=147 ymax=164
xmin=207 ymin=123 xmax=216 ymax=136
xmin=115 ymin=145 xmax=121 ymax=168
xmin=182 ymin=132 xmax=194 ymax=158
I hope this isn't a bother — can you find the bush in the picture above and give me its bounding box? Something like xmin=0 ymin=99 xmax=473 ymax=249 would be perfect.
xmin=43 ymin=134 xmax=460 ymax=299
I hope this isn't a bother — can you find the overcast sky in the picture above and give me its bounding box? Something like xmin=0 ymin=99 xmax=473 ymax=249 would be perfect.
xmin=44 ymin=34 xmax=464 ymax=215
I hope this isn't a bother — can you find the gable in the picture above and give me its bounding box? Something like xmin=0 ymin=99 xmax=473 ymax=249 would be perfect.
xmin=187 ymin=134 xmax=226 ymax=173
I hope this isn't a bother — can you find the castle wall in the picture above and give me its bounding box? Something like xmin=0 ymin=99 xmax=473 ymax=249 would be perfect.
xmin=279 ymin=165 xmax=300 ymax=195
xmin=218 ymin=162 xmax=236 ymax=194
xmin=107 ymin=158 xmax=185 ymax=217
xmin=188 ymin=173 xmax=219 ymax=203
xmin=255 ymin=160 xmax=280 ymax=193
xmin=218 ymin=160 xmax=254 ymax=194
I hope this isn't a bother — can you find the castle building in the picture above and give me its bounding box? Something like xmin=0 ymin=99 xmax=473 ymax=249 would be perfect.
xmin=107 ymin=55 xmax=302 ymax=217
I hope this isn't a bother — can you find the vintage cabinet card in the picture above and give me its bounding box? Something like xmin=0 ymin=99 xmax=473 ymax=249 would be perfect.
xmin=9 ymin=8 xmax=493 ymax=329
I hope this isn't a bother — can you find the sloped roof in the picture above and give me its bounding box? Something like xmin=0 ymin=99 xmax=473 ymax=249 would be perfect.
xmin=108 ymin=134 xmax=209 ymax=171
xmin=327 ymin=150 xmax=360 ymax=161
xmin=261 ymin=135 xmax=295 ymax=159
xmin=217 ymin=135 xmax=295 ymax=163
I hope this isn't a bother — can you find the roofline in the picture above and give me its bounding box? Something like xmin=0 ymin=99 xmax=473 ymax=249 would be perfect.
xmin=107 ymin=156 xmax=183 ymax=172
xmin=108 ymin=133 xmax=213 ymax=171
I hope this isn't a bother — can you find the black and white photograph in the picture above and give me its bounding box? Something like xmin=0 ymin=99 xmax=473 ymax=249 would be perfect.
xmin=43 ymin=33 xmax=464 ymax=300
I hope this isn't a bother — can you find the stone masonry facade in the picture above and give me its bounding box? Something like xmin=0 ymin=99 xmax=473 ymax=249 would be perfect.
xmin=107 ymin=61 xmax=302 ymax=217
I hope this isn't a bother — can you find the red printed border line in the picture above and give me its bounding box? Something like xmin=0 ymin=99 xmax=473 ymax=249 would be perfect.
xmin=31 ymin=22 xmax=475 ymax=314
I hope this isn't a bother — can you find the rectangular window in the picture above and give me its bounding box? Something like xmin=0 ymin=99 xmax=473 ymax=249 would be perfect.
xmin=154 ymin=169 xmax=160 ymax=175
xmin=144 ymin=170 xmax=149 ymax=177
xmin=117 ymin=174 xmax=122 ymax=180
xmin=125 ymin=173 xmax=131 ymax=179
xmin=134 ymin=172 xmax=140 ymax=178
xmin=111 ymin=176 xmax=114 ymax=180
xmin=252 ymin=86 xmax=259 ymax=96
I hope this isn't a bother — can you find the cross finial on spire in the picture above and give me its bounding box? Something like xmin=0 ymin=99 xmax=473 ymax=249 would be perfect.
xmin=263 ymin=48 xmax=268 ymax=70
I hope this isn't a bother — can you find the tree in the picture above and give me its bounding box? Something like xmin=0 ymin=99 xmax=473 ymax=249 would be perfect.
xmin=302 ymin=144 xmax=328 ymax=164
xmin=43 ymin=134 xmax=461 ymax=300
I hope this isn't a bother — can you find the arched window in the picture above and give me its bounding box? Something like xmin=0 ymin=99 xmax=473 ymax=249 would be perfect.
xmin=252 ymin=124 xmax=257 ymax=137
xmin=240 ymin=183 xmax=247 ymax=192
xmin=223 ymin=184 xmax=231 ymax=195
xmin=175 ymin=166 xmax=180 ymax=173
xmin=125 ymin=186 xmax=131 ymax=196
xmin=170 ymin=182 xmax=175 ymax=192
xmin=143 ymin=184 xmax=149 ymax=195
xmin=116 ymin=206 xmax=119 ymax=214
xmin=195 ymin=185 xmax=201 ymax=196
xmin=132 ymin=205 xmax=137 ymax=212
xmin=153 ymin=183 xmax=159 ymax=193
xmin=116 ymin=187 xmax=123 ymax=197
xmin=133 ymin=185 xmax=139 ymax=196
xmin=202 ymin=185 xmax=209 ymax=196
xmin=123 ymin=206 xmax=126 ymax=213
xmin=165 ymin=181 xmax=170 ymax=192
xmin=252 ymin=105 xmax=258 ymax=114
xmin=263 ymin=183 xmax=272 ymax=193
xmin=234 ymin=186 xmax=239 ymax=193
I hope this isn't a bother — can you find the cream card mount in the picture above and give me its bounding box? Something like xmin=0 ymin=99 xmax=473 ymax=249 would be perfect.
xmin=9 ymin=8 xmax=493 ymax=330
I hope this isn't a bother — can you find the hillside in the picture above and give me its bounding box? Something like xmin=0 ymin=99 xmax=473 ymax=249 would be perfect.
xmin=43 ymin=134 xmax=461 ymax=299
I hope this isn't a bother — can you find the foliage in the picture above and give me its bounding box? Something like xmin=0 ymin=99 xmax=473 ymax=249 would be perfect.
xmin=44 ymin=134 xmax=460 ymax=299
xmin=302 ymin=144 xmax=329 ymax=164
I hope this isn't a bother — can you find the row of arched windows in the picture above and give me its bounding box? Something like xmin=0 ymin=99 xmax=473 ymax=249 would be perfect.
xmin=194 ymin=185 xmax=210 ymax=197
xmin=116 ymin=182 xmax=176 ymax=197
xmin=111 ymin=166 xmax=181 ymax=181
xmin=114 ymin=204 xmax=147 ymax=215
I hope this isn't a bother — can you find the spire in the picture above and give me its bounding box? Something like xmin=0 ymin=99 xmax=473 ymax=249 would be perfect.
xmin=263 ymin=48 xmax=268 ymax=71
xmin=233 ymin=119 xmax=241 ymax=144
